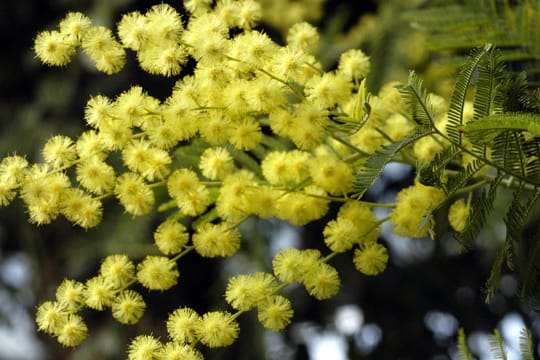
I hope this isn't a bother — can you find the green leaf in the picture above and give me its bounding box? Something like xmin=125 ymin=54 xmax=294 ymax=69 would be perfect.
xmin=519 ymin=328 xmax=535 ymax=360
xmin=457 ymin=328 xmax=474 ymax=360
xmin=489 ymin=329 xmax=507 ymax=360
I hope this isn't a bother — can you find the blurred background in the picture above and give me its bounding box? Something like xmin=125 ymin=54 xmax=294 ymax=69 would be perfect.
xmin=0 ymin=0 xmax=538 ymax=359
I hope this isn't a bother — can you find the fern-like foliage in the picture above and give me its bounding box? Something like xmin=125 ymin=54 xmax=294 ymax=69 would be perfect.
xmin=457 ymin=328 xmax=474 ymax=360
xmin=519 ymin=327 xmax=535 ymax=360
xmin=489 ymin=329 xmax=507 ymax=360
xmin=350 ymin=126 xmax=433 ymax=197
xmin=402 ymin=0 xmax=540 ymax=75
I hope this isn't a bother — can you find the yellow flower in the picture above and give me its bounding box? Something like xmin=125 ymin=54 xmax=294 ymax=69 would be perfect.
xmin=60 ymin=188 xmax=103 ymax=229
xmin=225 ymin=272 xmax=278 ymax=311
xmin=154 ymin=220 xmax=189 ymax=255
xmin=56 ymin=314 xmax=88 ymax=347
xmin=99 ymin=254 xmax=135 ymax=288
xmin=59 ymin=12 xmax=92 ymax=45
xmin=136 ymin=256 xmax=179 ymax=291
xmin=167 ymin=307 xmax=200 ymax=344
xmin=84 ymin=276 xmax=116 ymax=311
xmin=199 ymin=147 xmax=234 ymax=180
xmin=287 ymin=22 xmax=319 ymax=54
xmin=353 ymin=242 xmax=388 ymax=276
xmin=55 ymin=279 xmax=85 ymax=312
xmin=34 ymin=30 xmax=76 ymax=66
xmin=192 ymin=223 xmax=241 ymax=258
xmin=323 ymin=218 xmax=357 ymax=253
xmin=196 ymin=311 xmax=240 ymax=348
xmin=303 ymin=263 xmax=341 ymax=300
xmin=35 ymin=301 xmax=68 ymax=335
xmin=114 ymin=173 xmax=155 ymax=216
xmin=448 ymin=198 xmax=470 ymax=232
xmin=111 ymin=290 xmax=146 ymax=325
xmin=257 ymin=295 xmax=294 ymax=331
xmin=76 ymin=156 xmax=115 ymax=195
xmin=81 ymin=26 xmax=125 ymax=74
xmin=272 ymin=248 xmax=321 ymax=284
xmin=42 ymin=135 xmax=77 ymax=169
xmin=158 ymin=342 xmax=204 ymax=360
xmin=128 ymin=335 xmax=161 ymax=360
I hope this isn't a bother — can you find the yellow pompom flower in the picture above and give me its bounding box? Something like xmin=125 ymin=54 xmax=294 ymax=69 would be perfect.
xmin=154 ymin=220 xmax=189 ymax=255
xmin=389 ymin=182 xmax=445 ymax=238
xmin=272 ymin=248 xmax=322 ymax=284
xmin=158 ymin=342 xmax=204 ymax=360
xmin=167 ymin=169 xmax=211 ymax=216
xmin=60 ymin=188 xmax=103 ymax=229
xmin=448 ymin=198 xmax=470 ymax=232
xmin=34 ymin=30 xmax=76 ymax=66
xmin=111 ymin=290 xmax=146 ymax=325
xmin=167 ymin=307 xmax=200 ymax=344
xmin=128 ymin=335 xmax=162 ymax=360
xmin=35 ymin=301 xmax=68 ymax=335
xmin=56 ymin=314 xmax=88 ymax=347
xmin=246 ymin=77 xmax=286 ymax=112
xmin=257 ymin=295 xmax=294 ymax=331
xmin=309 ymin=152 xmax=354 ymax=195
xmin=42 ymin=135 xmax=77 ymax=169
xmin=199 ymin=147 xmax=234 ymax=180
xmin=225 ymin=272 xmax=278 ymax=311
xmin=303 ymin=263 xmax=341 ymax=300
xmin=337 ymin=201 xmax=381 ymax=244
xmin=287 ymin=102 xmax=327 ymax=150
xmin=99 ymin=254 xmax=135 ymax=288
xmin=215 ymin=170 xmax=257 ymax=222
xmin=235 ymin=0 xmax=261 ymax=29
xmin=76 ymin=156 xmax=115 ymax=195
xmin=55 ymin=279 xmax=85 ymax=312
xmin=337 ymin=49 xmax=371 ymax=82
xmin=196 ymin=311 xmax=240 ymax=348
xmin=287 ymin=22 xmax=319 ymax=54
xmin=84 ymin=95 xmax=114 ymax=129
xmin=84 ymin=276 xmax=116 ymax=311
xmin=137 ymin=256 xmax=179 ymax=291
xmin=192 ymin=223 xmax=241 ymax=258
xmin=81 ymin=26 xmax=126 ymax=74
xmin=0 ymin=155 xmax=28 ymax=184
xmin=275 ymin=185 xmax=329 ymax=226
xmin=59 ymin=12 xmax=92 ymax=45
xmin=76 ymin=131 xmax=106 ymax=159
xmin=97 ymin=118 xmax=132 ymax=151
xmin=304 ymin=73 xmax=352 ymax=109
xmin=145 ymin=3 xmax=183 ymax=42
xmin=114 ymin=173 xmax=155 ymax=216
xmin=228 ymin=117 xmax=262 ymax=151
xmin=353 ymin=242 xmax=388 ymax=276
xmin=261 ymin=150 xmax=311 ymax=186
xmin=117 ymin=11 xmax=148 ymax=51
xmin=122 ymin=139 xmax=172 ymax=181
xmin=323 ymin=218 xmax=357 ymax=253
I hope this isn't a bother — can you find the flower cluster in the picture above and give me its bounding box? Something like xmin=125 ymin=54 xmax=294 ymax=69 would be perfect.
xmin=3 ymin=0 xmax=491 ymax=357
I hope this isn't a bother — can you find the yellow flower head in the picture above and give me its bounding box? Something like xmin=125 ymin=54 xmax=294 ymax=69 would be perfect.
xmin=128 ymin=335 xmax=162 ymax=360
xmin=76 ymin=156 xmax=115 ymax=195
xmin=59 ymin=12 xmax=92 ymax=45
xmin=287 ymin=22 xmax=319 ymax=54
xmin=448 ymin=198 xmax=470 ymax=232
xmin=225 ymin=272 xmax=278 ymax=311
xmin=323 ymin=218 xmax=357 ymax=253
xmin=167 ymin=307 xmax=200 ymax=344
xmin=303 ymin=263 xmax=341 ymax=300
xmin=81 ymin=26 xmax=126 ymax=74
xmin=42 ymin=135 xmax=77 ymax=169
xmin=309 ymin=152 xmax=354 ymax=195
xmin=56 ymin=314 xmax=88 ymax=347
xmin=99 ymin=254 xmax=135 ymax=288
xmin=34 ymin=30 xmax=76 ymax=66
xmin=272 ymin=248 xmax=321 ymax=284
xmin=338 ymin=201 xmax=381 ymax=244
xmin=196 ymin=311 xmax=240 ymax=348
xmin=192 ymin=222 xmax=241 ymax=258
xmin=389 ymin=182 xmax=445 ymax=238
xmin=114 ymin=173 xmax=155 ymax=216
xmin=136 ymin=255 xmax=179 ymax=291
xmin=55 ymin=279 xmax=86 ymax=312
xmin=199 ymin=147 xmax=235 ymax=180
xmin=257 ymin=295 xmax=294 ymax=331
xmin=117 ymin=11 xmax=148 ymax=51
xmin=337 ymin=49 xmax=371 ymax=82
xmin=84 ymin=276 xmax=116 ymax=311
xmin=35 ymin=301 xmax=68 ymax=335
xmin=60 ymin=188 xmax=103 ymax=229
xmin=154 ymin=220 xmax=189 ymax=255
xmin=111 ymin=290 xmax=146 ymax=325
xmin=353 ymin=242 xmax=388 ymax=276
xmin=158 ymin=342 xmax=204 ymax=360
